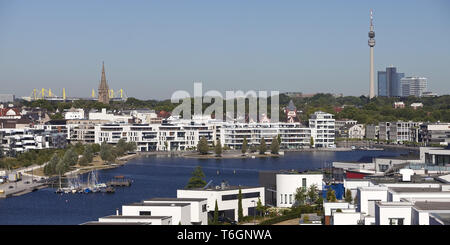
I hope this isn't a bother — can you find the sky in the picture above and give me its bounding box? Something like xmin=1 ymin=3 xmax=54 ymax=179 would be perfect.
xmin=0 ymin=0 xmax=449 ymax=100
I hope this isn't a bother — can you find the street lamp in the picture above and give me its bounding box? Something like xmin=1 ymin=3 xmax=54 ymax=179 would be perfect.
xmin=251 ymin=200 xmax=256 ymax=225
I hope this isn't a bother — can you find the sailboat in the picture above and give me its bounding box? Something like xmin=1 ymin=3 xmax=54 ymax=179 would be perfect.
xmin=55 ymin=174 xmax=63 ymax=194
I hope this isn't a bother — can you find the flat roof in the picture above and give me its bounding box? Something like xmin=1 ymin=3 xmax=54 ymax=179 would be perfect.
xmin=124 ymin=202 xmax=191 ymax=207
xmin=145 ymin=197 xmax=207 ymax=202
xmin=414 ymin=202 xmax=450 ymax=211
xmin=101 ymin=215 xmax=171 ymax=220
xmin=389 ymin=187 xmax=442 ymax=193
xmin=81 ymin=221 xmax=151 ymax=225
xmin=184 ymin=186 xmax=262 ymax=191
xmin=378 ymin=202 xmax=413 ymax=207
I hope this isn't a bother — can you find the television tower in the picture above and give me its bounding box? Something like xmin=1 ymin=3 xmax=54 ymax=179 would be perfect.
xmin=368 ymin=10 xmax=376 ymax=99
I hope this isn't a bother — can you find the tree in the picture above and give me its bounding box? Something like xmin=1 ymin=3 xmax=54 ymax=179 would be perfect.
xmin=44 ymin=153 xmax=59 ymax=176
xmin=100 ymin=142 xmax=116 ymax=163
xmin=294 ymin=187 xmax=307 ymax=206
xmin=326 ymin=189 xmax=337 ymax=202
xmin=186 ymin=166 xmax=207 ymax=189
xmin=126 ymin=141 xmax=137 ymax=152
xmin=79 ymin=144 xmax=94 ymax=166
xmin=241 ymin=137 xmax=248 ymax=155
xmin=345 ymin=189 xmax=353 ymax=203
xmin=259 ymin=138 xmax=266 ymax=155
xmin=213 ymin=200 xmax=219 ymax=225
xmin=62 ymin=148 xmax=78 ymax=166
xmin=277 ymin=134 xmax=281 ymax=145
xmin=256 ymin=197 xmax=266 ymax=216
xmin=307 ymin=184 xmax=319 ymax=204
xmin=116 ymin=138 xmax=127 ymax=156
xmin=238 ymin=187 xmax=243 ymax=222
xmin=214 ymin=140 xmax=222 ymax=157
xmin=197 ymin=137 xmax=209 ymax=155
xmin=91 ymin=143 xmax=101 ymax=153
xmin=310 ymin=137 xmax=314 ymax=148
xmin=270 ymin=136 xmax=279 ymax=155
xmin=249 ymin=144 xmax=257 ymax=153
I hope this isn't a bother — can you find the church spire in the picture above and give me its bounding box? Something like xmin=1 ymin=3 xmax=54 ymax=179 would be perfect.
xmin=98 ymin=61 xmax=110 ymax=104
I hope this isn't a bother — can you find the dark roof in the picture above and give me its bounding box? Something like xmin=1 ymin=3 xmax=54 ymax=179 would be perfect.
xmin=145 ymin=197 xmax=207 ymax=202
xmin=377 ymin=153 xmax=420 ymax=161
xmin=430 ymin=213 xmax=450 ymax=225
xmin=287 ymin=100 xmax=296 ymax=111
xmin=414 ymin=202 xmax=450 ymax=211
xmin=124 ymin=202 xmax=191 ymax=207
xmin=101 ymin=215 xmax=171 ymax=220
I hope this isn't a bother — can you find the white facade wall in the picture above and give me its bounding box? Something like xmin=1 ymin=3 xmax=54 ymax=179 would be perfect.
xmin=375 ymin=202 xmax=413 ymax=225
xmin=143 ymin=199 xmax=208 ymax=225
xmin=276 ymin=174 xmax=323 ymax=207
xmin=332 ymin=211 xmax=362 ymax=225
xmin=98 ymin=216 xmax=171 ymax=225
xmin=357 ymin=187 xmax=388 ymax=215
xmin=121 ymin=204 xmax=191 ymax=225
xmin=308 ymin=111 xmax=335 ymax=148
xmin=64 ymin=109 xmax=85 ymax=120
xmin=177 ymin=187 xmax=265 ymax=221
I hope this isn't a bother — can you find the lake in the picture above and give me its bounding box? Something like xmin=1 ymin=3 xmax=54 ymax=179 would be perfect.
xmin=0 ymin=149 xmax=409 ymax=225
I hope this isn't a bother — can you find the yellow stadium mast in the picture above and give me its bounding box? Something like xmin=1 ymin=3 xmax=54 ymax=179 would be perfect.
xmin=62 ymin=88 xmax=66 ymax=100
xmin=92 ymin=89 xmax=96 ymax=98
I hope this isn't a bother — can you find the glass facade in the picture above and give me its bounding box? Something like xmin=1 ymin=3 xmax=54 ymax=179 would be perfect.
xmin=378 ymin=67 xmax=404 ymax=97
xmin=378 ymin=71 xmax=387 ymax=96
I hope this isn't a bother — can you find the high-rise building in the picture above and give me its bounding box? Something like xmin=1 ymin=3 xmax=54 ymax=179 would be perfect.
xmin=98 ymin=62 xmax=110 ymax=104
xmin=377 ymin=66 xmax=404 ymax=97
xmin=401 ymin=77 xmax=428 ymax=97
xmin=377 ymin=71 xmax=387 ymax=96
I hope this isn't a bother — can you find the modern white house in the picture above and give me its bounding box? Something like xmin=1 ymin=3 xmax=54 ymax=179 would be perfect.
xmin=97 ymin=215 xmax=172 ymax=225
xmin=177 ymin=185 xmax=265 ymax=222
xmin=276 ymin=172 xmax=323 ymax=208
xmin=121 ymin=202 xmax=192 ymax=225
xmin=143 ymin=198 xmax=208 ymax=225
xmin=375 ymin=201 xmax=414 ymax=225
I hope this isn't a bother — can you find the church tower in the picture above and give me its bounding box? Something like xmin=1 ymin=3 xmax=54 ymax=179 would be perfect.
xmin=98 ymin=62 xmax=110 ymax=104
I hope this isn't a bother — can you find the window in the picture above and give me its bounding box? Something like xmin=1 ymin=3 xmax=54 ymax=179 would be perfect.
xmin=302 ymin=178 xmax=307 ymax=188
xmin=285 ymin=194 xmax=288 ymax=204
xmin=222 ymin=192 xmax=260 ymax=201
xmin=289 ymin=194 xmax=292 ymax=204
xmin=139 ymin=211 xmax=151 ymax=216
xmin=202 ymin=204 xmax=207 ymax=212
xmin=389 ymin=218 xmax=404 ymax=225
xmin=280 ymin=194 xmax=283 ymax=204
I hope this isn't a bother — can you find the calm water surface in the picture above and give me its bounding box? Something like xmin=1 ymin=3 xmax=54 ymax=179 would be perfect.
xmin=0 ymin=149 xmax=409 ymax=224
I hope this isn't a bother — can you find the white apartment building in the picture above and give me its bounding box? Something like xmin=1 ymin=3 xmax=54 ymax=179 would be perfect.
xmin=220 ymin=122 xmax=312 ymax=150
xmin=88 ymin=108 xmax=132 ymax=123
xmin=0 ymin=128 xmax=67 ymax=154
xmin=401 ymin=77 xmax=428 ymax=97
xmin=309 ymin=111 xmax=335 ymax=148
xmin=64 ymin=108 xmax=85 ymax=120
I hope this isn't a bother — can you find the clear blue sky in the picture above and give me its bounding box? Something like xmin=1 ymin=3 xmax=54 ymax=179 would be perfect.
xmin=0 ymin=0 xmax=449 ymax=100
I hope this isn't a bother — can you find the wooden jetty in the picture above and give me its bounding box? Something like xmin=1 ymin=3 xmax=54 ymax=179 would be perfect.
xmin=107 ymin=176 xmax=132 ymax=187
